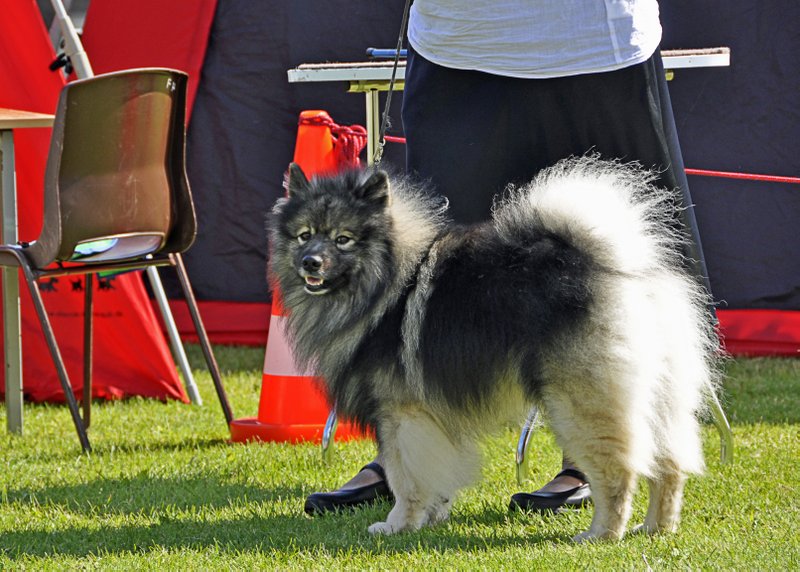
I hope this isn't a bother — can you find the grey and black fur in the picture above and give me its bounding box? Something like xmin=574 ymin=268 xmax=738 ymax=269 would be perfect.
xmin=269 ymin=157 xmax=720 ymax=541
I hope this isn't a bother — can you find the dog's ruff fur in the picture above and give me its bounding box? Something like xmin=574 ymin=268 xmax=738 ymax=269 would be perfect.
xmin=269 ymin=156 xmax=720 ymax=541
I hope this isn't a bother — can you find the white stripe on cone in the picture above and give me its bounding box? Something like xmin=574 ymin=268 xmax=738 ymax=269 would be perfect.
xmin=263 ymin=313 xmax=316 ymax=377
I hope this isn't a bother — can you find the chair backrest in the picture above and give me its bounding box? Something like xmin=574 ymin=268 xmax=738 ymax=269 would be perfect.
xmin=27 ymin=68 xmax=196 ymax=268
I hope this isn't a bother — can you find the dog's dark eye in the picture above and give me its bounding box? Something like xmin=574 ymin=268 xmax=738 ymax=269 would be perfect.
xmin=297 ymin=231 xmax=311 ymax=244
xmin=335 ymin=235 xmax=353 ymax=246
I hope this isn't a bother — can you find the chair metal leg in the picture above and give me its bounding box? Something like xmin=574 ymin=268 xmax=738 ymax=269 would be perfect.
xmin=21 ymin=263 xmax=91 ymax=452
xmin=82 ymin=273 xmax=93 ymax=429
xmin=146 ymin=266 xmax=203 ymax=405
xmin=171 ymin=254 xmax=234 ymax=426
xmin=515 ymin=408 xmax=540 ymax=486
xmin=709 ymin=391 xmax=734 ymax=463
xmin=322 ymin=408 xmax=338 ymax=463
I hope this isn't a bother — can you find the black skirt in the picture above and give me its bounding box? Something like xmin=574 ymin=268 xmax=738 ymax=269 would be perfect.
xmin=402 ymin=46 xmax=713 ymax=300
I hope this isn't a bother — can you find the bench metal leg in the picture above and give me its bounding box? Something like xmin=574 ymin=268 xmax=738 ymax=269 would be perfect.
xmin=322 ymin=407 xmax=338 ymax=463
xmin=515 ymin=408 xmax=540 ymax=485
xmin=709 ymin=390 xmax=734 ymax=463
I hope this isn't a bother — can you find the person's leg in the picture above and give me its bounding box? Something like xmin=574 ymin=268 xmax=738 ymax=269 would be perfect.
xmin=539 ymin=458 xmax=586 ymax=493
xmin=304 ymin=453 xmax=392 ymax=515
xmin=509 ymin=456 xmax=592 ymax=513
xmin=541 ymin=54 xmax=714 ymax=301
xmin=405 ymin=49 xmax=595 ymax=512
xmin=403 ymin=47 xmax=542 ymax=222
xmin=331 ymin=454 xmax=385 ymax=489
xmin=507 ymin=55 xmax=715 ymax=511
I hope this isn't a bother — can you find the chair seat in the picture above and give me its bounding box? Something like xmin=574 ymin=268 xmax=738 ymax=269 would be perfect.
xmin=70 ymin=233 xmax=165 ymax=263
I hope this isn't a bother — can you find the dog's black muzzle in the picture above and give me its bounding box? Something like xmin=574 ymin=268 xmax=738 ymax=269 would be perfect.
xmin=298 ymin=251 xmax=333 ymax=295
xmin=302 ymin=254 xmax=323 ymax=273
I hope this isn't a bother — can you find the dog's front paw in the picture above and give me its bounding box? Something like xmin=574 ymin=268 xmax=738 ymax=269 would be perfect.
xmin=368 ymin=521 xmax=398 ymax=535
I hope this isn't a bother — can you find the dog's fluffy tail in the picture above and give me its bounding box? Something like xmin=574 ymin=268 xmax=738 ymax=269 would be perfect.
xmin=494 ymin=155 xmax=685 ymax=277
xmin=494 ymin=156 xmax=722 ymax=476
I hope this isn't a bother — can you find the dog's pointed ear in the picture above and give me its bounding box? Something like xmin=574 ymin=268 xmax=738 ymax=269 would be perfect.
xmin=286 ymin=162 xmax=310 ymax=198
xmin=356 ymin=170 xmax=390 ymax=206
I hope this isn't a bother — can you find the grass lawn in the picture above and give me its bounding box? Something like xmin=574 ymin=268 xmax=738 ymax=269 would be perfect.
xmin=1 ymin=346 xmax=798 ymax=570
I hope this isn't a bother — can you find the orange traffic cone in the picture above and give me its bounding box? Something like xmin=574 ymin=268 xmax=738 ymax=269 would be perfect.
xmin=229 ymin=110 xmax=366 ymax=443
xmin=291 ymin=110 xmax=339 ymax=174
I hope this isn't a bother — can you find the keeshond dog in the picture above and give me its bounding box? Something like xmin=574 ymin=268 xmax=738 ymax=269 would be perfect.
xmin=269 ymin=156 xmax=719 ymax=541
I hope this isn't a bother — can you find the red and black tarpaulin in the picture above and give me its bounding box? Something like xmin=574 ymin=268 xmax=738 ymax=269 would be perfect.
xmin=2 ymin=0 xmax=799 ymax=405
xmin=164 ymin=1 xmax=800 ymax=356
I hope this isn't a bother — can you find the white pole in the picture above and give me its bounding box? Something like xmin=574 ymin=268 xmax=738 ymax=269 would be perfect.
xmin=49 ymin=0 xmax=93 ymax=79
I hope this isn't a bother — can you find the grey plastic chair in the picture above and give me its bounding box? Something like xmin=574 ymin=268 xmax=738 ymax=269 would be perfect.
xmin=0 ymin=68 xmax=233 ymax=452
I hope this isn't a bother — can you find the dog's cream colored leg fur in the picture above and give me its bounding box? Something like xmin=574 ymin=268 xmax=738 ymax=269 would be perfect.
xmin=368 ymin=407 xmax=479 ymax=535
xmin=541 ymin=374 xmax=649 ymax=542
xmin=572 ymin=464 xmax=637 ymax=542
xmin=635 ymin=460 xmax=686 ymax=534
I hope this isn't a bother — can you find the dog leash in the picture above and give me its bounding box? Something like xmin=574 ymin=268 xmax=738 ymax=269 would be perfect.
xmin=324 ymin=2 xmax=412 ymax=456
xmin=373 ymin=0 xmax=412 ymax=165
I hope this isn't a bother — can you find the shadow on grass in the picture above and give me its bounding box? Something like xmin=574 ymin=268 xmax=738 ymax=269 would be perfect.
xmin=0 ymin=477 xmax=577 ymax=560
xmin=0 ymin=517 xmax=570 ymax=559
xmin=1 ymin=435 xmax=231 ymax=465
xmin=0 ymin=478 xmax=572 ymax=558
xmin=3 ymin=474 xmax=300 ymax=516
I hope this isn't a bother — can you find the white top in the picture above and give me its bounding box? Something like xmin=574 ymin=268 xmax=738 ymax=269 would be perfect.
xmin=407 ymin=0 xmax=662 ymax=78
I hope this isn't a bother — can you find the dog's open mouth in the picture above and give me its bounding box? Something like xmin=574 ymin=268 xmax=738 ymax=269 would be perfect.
xmin=304 ymin=276 xmax=329 ymax=294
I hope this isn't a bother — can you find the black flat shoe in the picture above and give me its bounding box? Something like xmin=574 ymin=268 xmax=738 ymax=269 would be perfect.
xmin=509 ymin=468 xmax=592 ymax=514
xmin=304 ymin=462 xmax=393 ymax=515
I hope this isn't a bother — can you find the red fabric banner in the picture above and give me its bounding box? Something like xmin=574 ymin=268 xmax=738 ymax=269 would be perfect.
xmin=158 ymin=300 xmax=270 ymax=347
xmin=80 ymin=0 xmax=218 ymax=121
xmin=718 ymin=309 xmax=800 ymax=357
xmin=0 ymin=0 xmax=186 ymax=403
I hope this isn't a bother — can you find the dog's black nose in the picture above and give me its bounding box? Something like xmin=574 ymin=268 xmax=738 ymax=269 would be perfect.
xmin=302 ymin=255 xmax=323 ymax=272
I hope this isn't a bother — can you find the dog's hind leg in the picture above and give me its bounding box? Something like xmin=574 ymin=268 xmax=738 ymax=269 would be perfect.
xmin=368 ymin=407 xmax=479 ymax=535
xmin=635 ymin=459 xmax=686 ymax=535
xmin=571 ymin=458 xmax=638 ymax=542
xmin=544 ymin=393 xmax=642 ymax=541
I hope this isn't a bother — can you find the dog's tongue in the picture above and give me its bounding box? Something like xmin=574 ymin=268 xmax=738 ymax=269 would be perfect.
xmin=305 ymin=276 xmax=323 ymax=286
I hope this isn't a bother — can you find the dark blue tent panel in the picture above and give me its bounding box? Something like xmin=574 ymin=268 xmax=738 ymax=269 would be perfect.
xmin=662 ymin=2 xmax=800 ymax=309
xmin=127 ymin=1 xmax=800 ymax=353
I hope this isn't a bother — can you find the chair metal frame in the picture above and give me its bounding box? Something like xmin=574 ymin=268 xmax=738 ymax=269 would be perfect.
xmin=0 ymin=68 xmax=233 ymax=452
